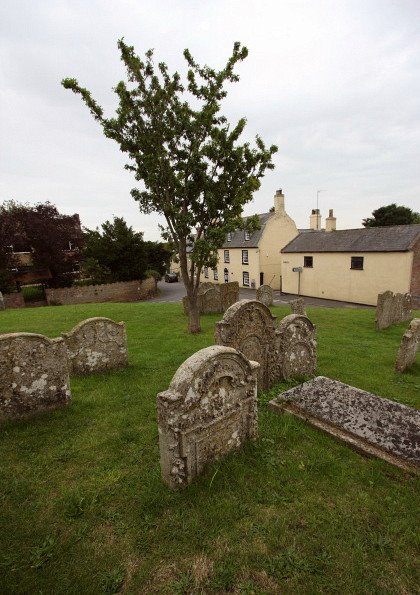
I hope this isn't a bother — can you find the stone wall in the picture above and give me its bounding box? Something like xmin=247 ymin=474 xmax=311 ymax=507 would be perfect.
xmin=3 ymin=292 xmax=25 ymax=309
xmin=45 ymin=277 xmax=157 ymax=306
xmin=0 ymin=333 xmax=71 ymax=420
xmin=376 ymin=291 xmax=412 ymax=330
xmin=157 ymin=345 xmax=259 ymax=489
xmin=62 ymin=317 xmax=128 ymax=375
xmin=410 ymin=236 xmax=420 ymax=307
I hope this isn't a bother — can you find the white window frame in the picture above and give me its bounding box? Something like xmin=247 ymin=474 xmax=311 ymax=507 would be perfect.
xmin=213 ymin=269 xmax=218 ymax=281
xmin=204 ymin=267 xmax=209 ymax=278
xmin=242 ymin=271 xmax=250 ymax=287
xmin=227 ymin=232 xmax=232 ymax=242
xmin=242 ymin=249 xmax=249 ymax=264
xmin=244 ymin=230 xmax=251 ymax=241
xmin=224 ymin=250 xmax=230 ymax=263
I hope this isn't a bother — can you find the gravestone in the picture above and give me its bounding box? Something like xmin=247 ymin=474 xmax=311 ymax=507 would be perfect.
xmin=276 ymin=314 xmax=316 ymax=380
xmin=200 ymin=285 xmax=223 ymax=314
xmin=269 ymin=376 xmax=420 ymax=470
xmin=289 ymin=297 xmax=306 ymax=316
xmin=0 ymin=291 xmax=4 ymax=311
xmin=395 ymin=319 xmax=420 ymax=372
xmin=376 ymin=291 xmax=412 ymax=330
xmin=215 ymin=299 xmax=279 ymax=391
xmin=62 ymin=317 xmax=128 ymax=375
xmin=256 ymin=285 xmax=273 ymax=307
xmin=157 ymin=345 xmax=259 ymax=489
xmin=220 ymin=282 xmax=240 ymax=311
xmin=0 ymin=333 xmax=71 ymax=420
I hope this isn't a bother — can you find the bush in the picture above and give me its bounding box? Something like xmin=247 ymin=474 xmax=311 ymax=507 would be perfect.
xmin=145 ymin=269 xmax=162 ymax=282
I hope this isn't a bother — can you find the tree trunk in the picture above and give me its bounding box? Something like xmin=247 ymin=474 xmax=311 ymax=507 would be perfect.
xmin=188 ymin=295 xmax=201 ymax=333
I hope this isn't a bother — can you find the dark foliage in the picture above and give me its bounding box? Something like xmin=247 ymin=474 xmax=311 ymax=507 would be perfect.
xmin=362 ymin=203 xmax=420 ymax=227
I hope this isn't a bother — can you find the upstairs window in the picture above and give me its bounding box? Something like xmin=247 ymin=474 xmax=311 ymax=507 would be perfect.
xmin=242 ymin=250 xmax=249 ymax=264
xmin=204 ymin=267 xmax=209 ymax=278
xmin=351 ymin=256 xmax=364 ymax=270
xmin=224 ymin=250 xmax=230 ymax=263
xmin=242 ymin=271 xmax=250 ymax=287
xmin=244 ymin=230 xmax=251 ymax=241
xmin=304 ymin=256 xmax=313 ymax=268
xmin=227 ymin=232 xmax=232 ymax=242
xmin=213 ymin=269 xmax=218 ymax=281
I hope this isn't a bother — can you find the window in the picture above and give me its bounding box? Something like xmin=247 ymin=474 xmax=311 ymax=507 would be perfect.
xmin=244 ymin=230 xmax=251 ymax=241
xmin=351 ymin=256 xmax=364 ymax=270
xmin=204 ymin=267 xmax=209 ymax=278
xmin=224 ymin=250 xmax=230 ymax=263
xmin=242 ymin=249 xmax=249 ymax=264
xmin=304 ymin=256 xmax=313 ymax=268
xmin=213 ymin=269 xmax=218 ymax=281
xmin=242 ymin=271 xmax=250 ymax=286
xmin=227 ymin=232 xmax=232 ymax=242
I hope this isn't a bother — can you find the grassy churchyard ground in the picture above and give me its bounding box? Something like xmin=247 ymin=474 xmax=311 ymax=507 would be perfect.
xmin=0 ymin=302 xmax=419 ymax=594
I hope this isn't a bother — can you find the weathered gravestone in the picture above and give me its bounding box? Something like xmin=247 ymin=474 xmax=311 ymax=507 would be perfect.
xmin=256 ymin=284 xmax=273 ymax=307
xmin=395 ymin=319 xmax=420 ymax=372
xmin=0 ymin=291 xmax=4 ymax=311
xmin=376 ymin=291 xmax=412 ymax=330
xmin=269 ymin=376 xmax=420 ymax=470
xmin=62 ymin=317 xmax=128 ymax=375
xmin=289 ymin=297 xmax=306 ymax=316
xmin=276 ymin=314 xmax=316 ymax=380
xmin=215 ymin=299 xmax=279 ymax=391
xmin=0 ymin=333 xmax=71 ymax=420
xmin=220 ymin=281 xmax=240 ymax=311
xmin=200 ymin=285 xmax=222 ymax=313
xmin=157 ymin=345 xmax=259 ymax=489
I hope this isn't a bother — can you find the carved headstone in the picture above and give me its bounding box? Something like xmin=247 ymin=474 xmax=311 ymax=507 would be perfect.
xmin=289 ymin=297 xmax=306 ymax=316
xmin=0 ymin=333 xmax=71 ymax=420
xmin=376 ymin=291 xmax=412 ymax=330
xmin=0 ymin=291 xmax=5 ymax=311
xmin=62 ymin=317 xmax=128 ymax=375
xmin=395 ymin=319 xmax=420 ymax=372
xmin=157 ymin=345 xmax=259 ymax=489
xmin=198 ymin=282 xmax=215 ymax=294
xmin=215 ymin=299 xmax=278 ymax=391
xmin=220 ymin=282 xmax=240 ymax=311
xmin=276 ymin=314 xmax=317 ymax=380
xmin=256 ymin=285 xmax=273 ymax=307
xmin=200 ymin=286 xmax=223 ymax=313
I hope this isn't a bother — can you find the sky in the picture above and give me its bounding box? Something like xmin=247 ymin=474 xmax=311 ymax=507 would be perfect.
xmin=1 ymin=0 xmax=420 ymax=240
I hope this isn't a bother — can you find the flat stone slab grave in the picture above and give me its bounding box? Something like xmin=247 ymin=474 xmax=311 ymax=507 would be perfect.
xmin=269 ymin=376 xmax=420 ymax=471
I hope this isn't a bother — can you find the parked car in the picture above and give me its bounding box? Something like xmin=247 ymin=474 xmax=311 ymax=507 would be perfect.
xmin=164 ymin=272 xmax=178 ymax=283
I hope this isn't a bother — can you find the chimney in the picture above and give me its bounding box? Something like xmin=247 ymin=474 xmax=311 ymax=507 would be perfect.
xmin=310 ymin=208 xmax=321 ymax=230
xmin=274 ymin=189 xmax=285 ymax=215
xmin=325 ymin=209 xmax=336 ymax=232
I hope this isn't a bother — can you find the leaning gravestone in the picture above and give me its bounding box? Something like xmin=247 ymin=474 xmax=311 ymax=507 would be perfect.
xmin=0 ymin=291 xmax=4 ymax=311
xmin=215 ymin=299 xmax=279 ymax=391
xmin=376 ymin=291 xmax=412 ymax=330
xmin=62 ymin=317 xmax=128 ymax=375
xmin=289 ymin=297 xmax=306 ymax=316
xmin=0 ymin=333 xmax=71 ymax=420
xmin=220 ymin=281 xmax=240 ymax=311
xmin=395 ymin=319 xmax=420 ymax=373
xmin=269 ymin=376 xmax=420 ymax=470
xmin=157 ymin=345 xmax=259 ymax=489
xmin=256 ymin=285 xmax=273 ymax=307
xmin=276 ymin=314 xmax=316 ymax=380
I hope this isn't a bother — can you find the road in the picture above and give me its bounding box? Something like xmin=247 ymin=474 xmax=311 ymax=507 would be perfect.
xmin=153 ymin=280 xmax=373 ymax=309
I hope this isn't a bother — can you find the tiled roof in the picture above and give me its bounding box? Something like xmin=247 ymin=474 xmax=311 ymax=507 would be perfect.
xmin=282 ymin=224 xmax=420 ymax=253
xmin=222 ymin=212 xmax=272 ymax=248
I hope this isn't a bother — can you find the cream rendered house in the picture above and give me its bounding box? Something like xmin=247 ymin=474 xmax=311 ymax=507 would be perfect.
xmin=198 ymin=189 xmax=298 ymax=290
xmin=281 ymin=211 xmax=420 ymax=306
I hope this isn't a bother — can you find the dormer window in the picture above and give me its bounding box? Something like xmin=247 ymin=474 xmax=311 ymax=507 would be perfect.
xmin=227 ymin=232 xmax=232 ymax=242
xmin=244 ymin=230 xmax=251 ymax=241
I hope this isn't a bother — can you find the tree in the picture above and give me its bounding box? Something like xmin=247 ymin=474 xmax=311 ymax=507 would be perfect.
xmin=362 ymin=204 xmax=420 ymax=227
xmin=83 ymin=216 xmax=147 ymax=282
xmin=144 ymin=241 xmax=172 ymax=277
xmin=0 ymin=201 xmax=83 ymax=289
xmin=63 ymin=40 xmax=277 ymax=332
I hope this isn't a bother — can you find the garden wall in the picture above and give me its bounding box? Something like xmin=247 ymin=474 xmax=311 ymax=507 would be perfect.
xmin=3 ymin=292 xmax=25 ymax=309
xmin=45 ymin=278 xmax=157 ymax=306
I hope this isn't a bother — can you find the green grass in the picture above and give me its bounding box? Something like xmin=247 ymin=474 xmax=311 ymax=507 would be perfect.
xmin=0 ymin=302 xmax=419 ymax=594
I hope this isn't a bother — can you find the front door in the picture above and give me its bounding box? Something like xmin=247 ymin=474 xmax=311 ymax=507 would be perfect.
xmin=260 ymin=272 xmax=264 ymax=286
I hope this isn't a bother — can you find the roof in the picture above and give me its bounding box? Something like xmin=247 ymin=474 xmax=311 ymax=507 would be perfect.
xmin=282 ymin=224 xmax=420 ymax=253
xmin=222 ymin=212 xmax=272 ymax=248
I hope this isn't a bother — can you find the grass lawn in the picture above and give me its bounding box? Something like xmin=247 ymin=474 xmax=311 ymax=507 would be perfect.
xmin=0 ymin=302 xmax=419 ymax=594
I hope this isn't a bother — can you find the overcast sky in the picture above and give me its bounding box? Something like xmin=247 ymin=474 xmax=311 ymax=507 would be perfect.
xmin=1 ymin=0 xmax=419 ymax=240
